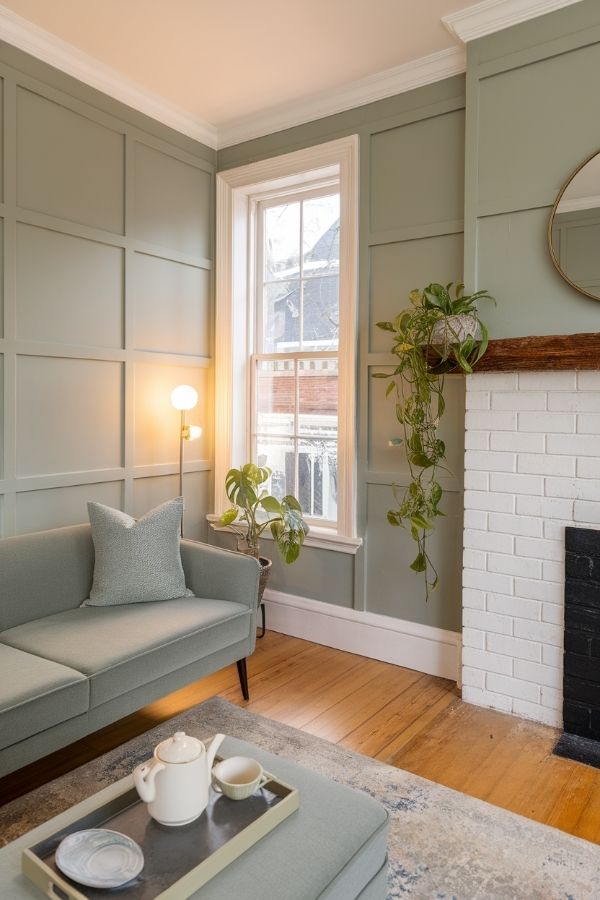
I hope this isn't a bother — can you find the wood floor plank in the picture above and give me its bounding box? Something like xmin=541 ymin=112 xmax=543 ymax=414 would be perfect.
xmin=3 ymin=630 xmax=600 ymax=847
xmin=302 ymin=665 xmax=425 ymax=742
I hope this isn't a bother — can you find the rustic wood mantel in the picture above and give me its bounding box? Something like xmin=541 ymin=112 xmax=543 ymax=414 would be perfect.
xmin=472 ymin=332 xmax=600 ymax=372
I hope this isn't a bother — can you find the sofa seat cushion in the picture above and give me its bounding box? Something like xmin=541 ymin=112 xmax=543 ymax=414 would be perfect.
xmin=0 ymin=644 xmax=88 ymax=750
xmin=0 ymin=598 xmax=250 ymax=709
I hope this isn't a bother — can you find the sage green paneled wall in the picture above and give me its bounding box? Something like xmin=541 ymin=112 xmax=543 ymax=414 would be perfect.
xmin=0 ymin=45 xmax=215 ymax=540
xmin=466 ymin=0 xmax=600 ymax=337
xmin=218 ymin=76 xmax=466 ymax=630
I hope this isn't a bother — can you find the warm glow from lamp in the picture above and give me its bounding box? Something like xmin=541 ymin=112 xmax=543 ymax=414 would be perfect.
xmin=189 ymin=425 xmax=202 ymax=441
xmin=170 ymin=384 xmax=198 ymax=411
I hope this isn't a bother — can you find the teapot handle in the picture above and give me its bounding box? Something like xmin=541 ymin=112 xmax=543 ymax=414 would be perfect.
xmin=206 ymin=733 xmax=226 ymax=770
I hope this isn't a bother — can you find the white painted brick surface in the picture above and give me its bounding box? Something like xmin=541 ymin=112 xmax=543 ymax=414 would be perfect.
xmin=577 ymin=414 xmax=600 ymax=434
xmin=465 ymin=431 xmax=489 ymax=450
xmin=519 ymin=372 xmax=576 ymax=390
xmin=517 ymin=453 xmax=575 ymax=477
xmin=518 ymin=412 xmax=575 ymax=433
xmin=463 ymin=371 xmax=600 ymax=728
xmin=490 ymin=432 xmax=545 ymax=452
xmin=574 ymin=500 xmax=600 ymax=524
xmin=466 ymin=391 xmax=490 ymax=410
xmin=488 ymin=513 xmax=542 ymax=537
xmin=464 ymin=490 xmax=514 ymax=513
xmin=514 ymin=577 xmax=563 ymax=604
xmin=577 ymin=372 xmax=600 ymax=390
xmin=465 ymin=450 xmax=516 ymax=472
xmin=464 ymin=509 xmax=488 ymax=530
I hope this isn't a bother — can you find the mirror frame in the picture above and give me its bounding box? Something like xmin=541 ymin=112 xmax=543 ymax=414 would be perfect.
xmin=548 ymin=148 xmax=600 ymax=303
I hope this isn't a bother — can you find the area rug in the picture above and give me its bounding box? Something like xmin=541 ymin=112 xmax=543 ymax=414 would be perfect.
xmin=2 ymin=697 xmax=600 ymax=898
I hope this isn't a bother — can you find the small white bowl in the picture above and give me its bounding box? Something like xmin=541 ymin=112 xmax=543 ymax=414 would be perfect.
xmin=212 ymin=756 xmax=269 ymax=800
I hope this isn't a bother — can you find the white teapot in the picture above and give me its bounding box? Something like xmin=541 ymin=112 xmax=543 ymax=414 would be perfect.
xmin=133 ymin=731 xmax=225 ymax=826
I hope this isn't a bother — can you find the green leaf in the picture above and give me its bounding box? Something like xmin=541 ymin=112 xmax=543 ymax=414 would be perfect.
xmin=410 ymin=514 xmax=432 ymax=530
xmin=376 ymin=321 xmax=395 ymax=331
xmin=259 ymin=495 xmax=281 ymax=513
xmin=410 ymin=552 xmax=427 ymax=573
xmin=385 ymin=381 xmax=395 ymax=398
xmin=219 ymin=507 xmax=238 ymax=526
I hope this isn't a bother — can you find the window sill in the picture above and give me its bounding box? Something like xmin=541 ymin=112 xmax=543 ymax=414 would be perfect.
xmin=206 ymin=514 xmax=362 ymax=555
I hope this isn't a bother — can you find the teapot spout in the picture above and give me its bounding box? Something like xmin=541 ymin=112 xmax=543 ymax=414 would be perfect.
xmin=133 ymin=759 xmax=165 ymax=804
xmin=206 ymin=733 xmax=225 ymax=770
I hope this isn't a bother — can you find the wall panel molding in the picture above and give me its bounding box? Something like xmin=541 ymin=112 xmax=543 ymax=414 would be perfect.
xmin=0 ymin=46 xmax=215 ymax=539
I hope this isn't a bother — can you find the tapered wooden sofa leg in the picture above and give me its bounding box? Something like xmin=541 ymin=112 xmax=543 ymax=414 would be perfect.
xmin=237 ymin=658 xmax=250 ymax=700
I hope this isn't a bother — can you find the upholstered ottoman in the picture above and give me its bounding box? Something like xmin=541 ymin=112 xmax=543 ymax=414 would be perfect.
xmin=0 ymin=736 xmax=389 ymax=899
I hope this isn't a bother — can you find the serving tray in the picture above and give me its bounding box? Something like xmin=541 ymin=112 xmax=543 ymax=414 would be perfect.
xmin=22 ymin=756 xmax=299 ymax=900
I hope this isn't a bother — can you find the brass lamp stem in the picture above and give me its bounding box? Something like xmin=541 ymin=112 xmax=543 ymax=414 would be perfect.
xmin=179 ymin=410 xmax=186 ymax=536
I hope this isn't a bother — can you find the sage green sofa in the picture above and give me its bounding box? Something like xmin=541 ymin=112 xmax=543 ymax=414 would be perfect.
xmin=0 ymin=524 xmax=260 ymax=778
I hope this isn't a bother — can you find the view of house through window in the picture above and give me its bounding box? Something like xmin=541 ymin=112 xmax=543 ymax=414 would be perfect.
xmin=253 ymin=188 xmax=340 ymax=525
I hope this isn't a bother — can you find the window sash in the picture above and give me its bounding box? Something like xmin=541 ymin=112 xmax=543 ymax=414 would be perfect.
xmin=255 ymin=186 xmax=340 ymax=356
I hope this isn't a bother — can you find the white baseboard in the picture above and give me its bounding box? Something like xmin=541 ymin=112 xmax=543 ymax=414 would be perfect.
xmin=263 ymin=589 xmax=460 ymax=681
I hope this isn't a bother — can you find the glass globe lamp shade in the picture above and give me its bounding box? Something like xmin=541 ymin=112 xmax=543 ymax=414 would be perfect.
xmin=171 ymin=385 xmax=198 ymax=411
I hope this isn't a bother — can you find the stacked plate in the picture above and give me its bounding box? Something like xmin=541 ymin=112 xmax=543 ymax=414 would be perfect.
xmin=55 ymin=829 xmax=144 ymax=889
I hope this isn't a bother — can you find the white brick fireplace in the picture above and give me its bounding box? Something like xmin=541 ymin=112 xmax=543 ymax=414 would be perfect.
xmin=462 ymin=370 xmax=600 ymax=727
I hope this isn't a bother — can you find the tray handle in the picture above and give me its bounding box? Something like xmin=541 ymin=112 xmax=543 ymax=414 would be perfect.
xmin=46 ymin=878 xmax=76 ymax=900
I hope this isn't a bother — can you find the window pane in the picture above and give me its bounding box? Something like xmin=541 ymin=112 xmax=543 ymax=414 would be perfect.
xmin=263 ymin=281 xmax=300 ymax=352
xmin=264 ymin=202 xmax=300 ymax=281
xmin=302 ymin=194 xmax=340 ymax=277
xmin=256 ymin=359 xmax=295 ymax=436
xmin=256 ymin=437 xmax=296 ymax=501
xmin=298 ymin=358 xmax=337 ymax=439
xmin=298 ymin=439 xmax=337 ymax=522
xmin=301 ymin=276 xmax=339 ymax=350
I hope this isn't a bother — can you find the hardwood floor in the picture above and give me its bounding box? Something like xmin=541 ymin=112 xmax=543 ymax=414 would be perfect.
xmin=2 ymin=630 xmax=600 ymax=844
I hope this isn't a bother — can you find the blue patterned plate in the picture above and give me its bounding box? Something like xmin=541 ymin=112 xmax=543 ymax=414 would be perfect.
xmin=55 ymin=829 xmax=144 ymax=888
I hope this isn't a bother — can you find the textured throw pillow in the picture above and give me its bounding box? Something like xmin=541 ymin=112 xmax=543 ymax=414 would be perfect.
xmin=83 ymin=497 xmax=193 ymax=607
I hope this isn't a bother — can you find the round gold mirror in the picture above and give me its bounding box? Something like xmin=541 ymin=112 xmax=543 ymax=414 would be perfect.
xmin=548 ymin=149 xmax=600 ymax=301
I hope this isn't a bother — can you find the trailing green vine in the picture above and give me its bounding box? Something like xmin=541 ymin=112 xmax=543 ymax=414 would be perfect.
xmin=374 ymin=282 xmax=494 ymax=599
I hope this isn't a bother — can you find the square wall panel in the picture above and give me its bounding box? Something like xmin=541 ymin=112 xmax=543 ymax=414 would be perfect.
xmin=366 ymin=483 xmax=462 ymax=631
xmin=134 ymin=363 xmax=208 ymax=466
xmin=134 ymin=143 xmax=211 ymax=258
xmin=16 ymin=224 xmax=124 ymax=348
xmin=369 ymin=233 xmax=463 ymax=352
xmin=133 ymin=253 xmax=210 ymax=356
xmin=15 ymin=481 xmax=123 ymax=534
xmin=368 ymin=367 xmax=465 ymax=479
xmin=16 ymin=356 xmax=123 ymax=476
xmin=133 ymin=471 xmax=209 ymax=541
xmin=370 ymin=109 xmax=465 ymax=234
xmin=17 ymin=88 xmax=125 ymax=234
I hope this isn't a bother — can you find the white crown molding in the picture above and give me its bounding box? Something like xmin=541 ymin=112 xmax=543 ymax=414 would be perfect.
xmin=0 ymin=3 xmax=218 ymax=148
xmin=442 ymin=0 xmax=585 ymax=43
xmin=263 ymin=588 xmax=460 ymax=681
xmin=217 ymin=46 xmax=466 ymax=149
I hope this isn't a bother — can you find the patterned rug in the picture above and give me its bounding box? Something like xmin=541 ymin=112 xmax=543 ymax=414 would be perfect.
xmin=2 ymin=696 xmax=600 ymax=898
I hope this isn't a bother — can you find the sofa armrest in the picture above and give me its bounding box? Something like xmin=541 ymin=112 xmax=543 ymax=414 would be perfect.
xmin=180 ymin=540 xmax=261 ymax=612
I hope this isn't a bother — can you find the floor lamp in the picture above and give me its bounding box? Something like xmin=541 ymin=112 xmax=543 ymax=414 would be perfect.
xmin=170 ymin=384 xmax=201 ymax=535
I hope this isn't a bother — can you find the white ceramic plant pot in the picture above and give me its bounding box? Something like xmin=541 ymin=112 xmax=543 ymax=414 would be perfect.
xmin=430 ymin=314 xmax=482 ymax=344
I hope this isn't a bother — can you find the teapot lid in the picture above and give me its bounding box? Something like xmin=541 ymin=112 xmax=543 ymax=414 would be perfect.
xmin=156 ymin=731 xmax=204 ymax=764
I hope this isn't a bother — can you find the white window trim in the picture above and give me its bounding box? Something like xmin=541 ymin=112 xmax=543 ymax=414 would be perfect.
xmin=215 ymin=136 xmax=360 ymax=553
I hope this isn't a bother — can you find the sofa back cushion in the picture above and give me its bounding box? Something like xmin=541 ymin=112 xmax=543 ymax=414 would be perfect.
xmin=0 ymin=524 xmax=94 ymax=630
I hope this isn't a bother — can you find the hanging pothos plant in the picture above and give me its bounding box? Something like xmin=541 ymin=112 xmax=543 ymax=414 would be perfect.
xmin=374 ymin=282 xmax=494 ymax=599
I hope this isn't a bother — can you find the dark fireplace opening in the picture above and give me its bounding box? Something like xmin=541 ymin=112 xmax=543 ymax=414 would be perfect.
xmin=554 ymin=526 xmax=600 ymax=768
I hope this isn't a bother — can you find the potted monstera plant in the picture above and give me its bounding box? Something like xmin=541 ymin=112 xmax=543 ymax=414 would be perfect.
xmin=374 ymin=282 xmax=493 ymax=599
xmin=219 ymin=463 xmax=309 ymax=634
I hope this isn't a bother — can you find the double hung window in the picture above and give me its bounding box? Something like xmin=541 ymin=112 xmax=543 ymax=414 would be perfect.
xmin=253 ymin=188 xmax=340 ymax=526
